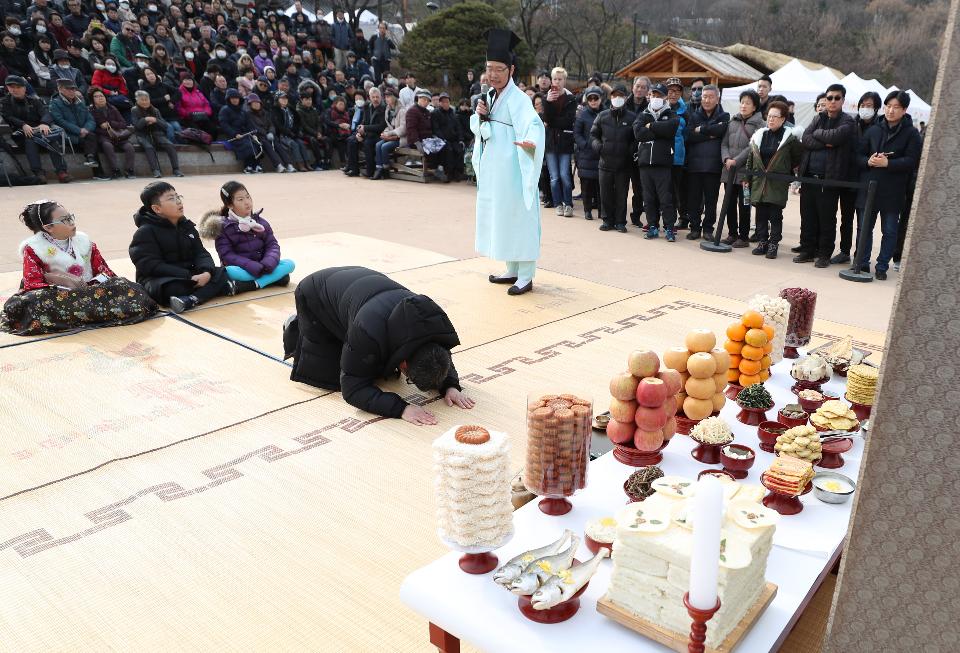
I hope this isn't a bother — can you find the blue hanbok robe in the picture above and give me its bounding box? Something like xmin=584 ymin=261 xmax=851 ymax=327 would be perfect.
xmin=470 ymin=80 xmax=545 ymax=262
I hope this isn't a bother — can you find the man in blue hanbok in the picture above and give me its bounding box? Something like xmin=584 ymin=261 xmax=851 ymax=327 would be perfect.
xmin=471 ymin=29 xmax=545 ymax=296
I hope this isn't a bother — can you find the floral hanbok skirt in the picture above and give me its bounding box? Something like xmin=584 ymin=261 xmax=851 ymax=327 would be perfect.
xmin=1 ymin=277 xmax=158 ymax=336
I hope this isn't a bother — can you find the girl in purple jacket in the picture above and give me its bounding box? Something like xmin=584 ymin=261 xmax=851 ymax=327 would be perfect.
xmin=198 ymin=181 xmax=296 ymax=289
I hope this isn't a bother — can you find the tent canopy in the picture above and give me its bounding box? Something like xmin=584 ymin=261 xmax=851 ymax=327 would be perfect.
xmin=721 ymin=58 xmax=841 ymax=128
xmin=283 ymin=6 xmax=316 ymax=21
xmin=322 ymin=9 xmax=380 ymax=25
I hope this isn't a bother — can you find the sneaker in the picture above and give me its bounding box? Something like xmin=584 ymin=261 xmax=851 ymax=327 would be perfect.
xmin=563 ymin=204 xmax=574 ymax=218
xmin=57 ymin=171 xmax=72 ymax=183
xmin=893 ymin=261 xmax=901 ymax=271
xmin=598 ymin=224 xmax=612 ymax=231
xmin=752 ymin=243 xmax=768 ymax=256
xmin=169 ymin=295 xmax=198 ymax=314
xmin=814 ymin=258 xmax=830 ymax=269
xmin=125 ymin=170 xmax=136 ymax=179
xmin=275 ymin=274 xmax=291 ymax=287
xmin=875 ymin=270 xmax=887 ymax=280
xmin=722 ymin=235 xmax=738 ymax=245
xmin=686 ymin=230 xmax=701 ymax=240
xmin=645 ymin=227 xmax=660 ymax=239
xmin=255 ymin=165 xmax=264 ymax=173
xmin=666 ymin=229 xmax=676 ymax=242
xmin=277 ymin=164 xmax=286 ymax=173
xmin=84 ymin=155 xmax=98 ymax=167
xmin=793 ymin=253 xmax=815 ymax=263
xmin=584 ymin=211 xmax=593 ymax=221
xmin=556 ymin=204 xmax=564 ymax=216
xmin=641 ymin=224 xmax=649 ymax=232
xmin=243 ymin=166 xmax=255 ymax=174
xmin=286 ymin=164 xmax=296 ymax=173
xmin=615 ymin=224 xmax=628 ymax=233
xmin=93 ymin=172 xmax=111 ymax=181
xmin=829 ymin=253 xmax=851 ymax=265
xmin=173 ymin=169 xmax=184 ymax=178
xmin=152 ymin=170 xmax=162 ymax=178
xmin=765 ymin=244 xmax=779 ymax=259
xmin=732 ymin=239 xmax=750 ymax=248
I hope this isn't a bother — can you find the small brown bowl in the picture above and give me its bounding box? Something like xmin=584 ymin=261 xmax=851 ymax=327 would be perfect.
xmin=691 ymin=439 xmax=728 ymax=465
xmin=757 ymin=421 xmax=788 ymax=453
xmin=585 ymin=533 xmax=614 ymax=555
xmin=778 ymin=408 xmax=809 ymax=428
xmin=698 ymin=468 xmax=736 ymax=482
xmin=623 ymin=478 xmax=650 ymax=503
xmin=798 ymin=394 xmax=826 ymax=413
xmin=735 ymin=402 xmax=773 ymax=426
xmin=844 ymin=394 xmax=873 ymax=422
xmin=822 ymin=390 xmax=841 ymax=402
xmin=720 ymin=443 xmax=756 ymax=479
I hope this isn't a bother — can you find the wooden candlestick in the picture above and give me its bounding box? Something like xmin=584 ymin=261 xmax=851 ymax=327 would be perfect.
xmin=683 ymin=592 xmax=721 ymax=653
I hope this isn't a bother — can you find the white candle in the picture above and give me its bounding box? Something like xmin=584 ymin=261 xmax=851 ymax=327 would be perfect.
xmin=688 ymin=475 xmax=723 ymax=610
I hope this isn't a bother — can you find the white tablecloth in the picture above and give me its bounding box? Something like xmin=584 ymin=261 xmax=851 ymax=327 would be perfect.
xmin=401 ymin=359 xmax=861 ymax=652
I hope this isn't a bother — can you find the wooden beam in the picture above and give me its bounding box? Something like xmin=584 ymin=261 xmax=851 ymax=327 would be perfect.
xmin=628 ymin=71 xmax=713 ymax=78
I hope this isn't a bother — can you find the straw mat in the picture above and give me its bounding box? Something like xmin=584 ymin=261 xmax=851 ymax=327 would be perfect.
xmin=0 ymin=318 xmax=320 ymax=499
xmin=0 ymin=281 xmax=881 ymax=651
xmin=178 ymin=258 xmax=635 ymax=357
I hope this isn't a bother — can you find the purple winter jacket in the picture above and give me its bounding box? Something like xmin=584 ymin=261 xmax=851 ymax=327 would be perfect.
xmin=214 ymin=213 xmax=281 ymax=277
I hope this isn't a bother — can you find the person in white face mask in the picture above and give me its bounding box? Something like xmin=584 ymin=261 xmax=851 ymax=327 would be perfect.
xmin=49 ymin=48 xmax=87 ymax=94
xmin=633 ymin=83 xmax=680 ymax=241
xmin=589 ymin=83 xmax=636 ymax=233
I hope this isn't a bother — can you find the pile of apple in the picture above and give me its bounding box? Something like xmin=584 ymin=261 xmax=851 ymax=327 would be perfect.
xmin=607 ymin=350 xmax=682 ymax=452
xmin=662 ymin=329 xmax=730 ymax=422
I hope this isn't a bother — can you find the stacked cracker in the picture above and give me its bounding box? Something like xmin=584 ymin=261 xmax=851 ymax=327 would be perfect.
xmin=433 ymin=425 xmax=514 ymax=549
xmin=811 ymin=400 xmax=859 ymax=431
xmin=846 ymin=364 xmax=879 ymax=405
xmin=764 ymin=455 xmax=814 ymax=495
xmin=524 ymin=395 xmax=592 ymax=498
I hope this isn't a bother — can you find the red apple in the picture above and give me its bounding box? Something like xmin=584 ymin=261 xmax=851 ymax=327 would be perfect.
xmin=609 ymin=371 xmax=640 ymax=402
xmin=662 ymin=416 xmax=678 ymax=441
xmin=636 ymin=377 xmax=669 ymax=408
xmin=634 ymin=427 xmax=665 ymax=452
xmin=657 ymin=368 xmax=683 ymax=396
xmin=635 ymin=405 xmax=669 ymax=431
xmin=662 ymin=394 xmax=678 ymax=418
xmin=607 ymin=418 xmax=636 ymax=444
xmin=627 ymin=350 xmax=660 ymax=379
xmin=609 ymin=397 xmax=638 ymax=423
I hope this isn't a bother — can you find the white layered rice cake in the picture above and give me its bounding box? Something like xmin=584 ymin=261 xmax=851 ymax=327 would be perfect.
xmin=602 ymin=481 xmax=776 ymax=648
xmin=432 ymin=426 xmax=514 ymax=549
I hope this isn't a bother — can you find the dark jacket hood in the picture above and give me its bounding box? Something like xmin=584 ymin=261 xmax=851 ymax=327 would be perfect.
xmin=384 ymin=294 xmax=460 ymax=373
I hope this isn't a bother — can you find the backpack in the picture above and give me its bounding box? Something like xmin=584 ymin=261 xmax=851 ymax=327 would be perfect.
xmin=178 ymin=128 xmax=214 ymax=162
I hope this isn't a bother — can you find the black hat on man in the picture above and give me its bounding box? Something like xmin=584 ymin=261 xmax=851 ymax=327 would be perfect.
xmin=484 ymin=28 xmax=520 ymax=66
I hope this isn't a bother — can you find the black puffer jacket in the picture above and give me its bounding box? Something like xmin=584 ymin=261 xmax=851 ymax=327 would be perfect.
xmin=128 ymin=207 xmax=217 ymax=298
xmin=287 ymin=266 xmax=462 ymax=418
xmin=574 ymin=104 xmax=600 ymax=179
xmin=633 ymin=107 xmax=678 ymax=167
xmin=855 ymin=114 xmax=923 ymax=212
xmin=0 ymin=93 xmax=50 ymax=129
xmin=684 ymin=105 xmax=730 ymax=174
xmin=799 ymin=111 xmax=857 ymax=180
xmin=590 ymin=106 xmax=637 ymax=172
xmin=543 ymin=89 xmax=577 ymax=154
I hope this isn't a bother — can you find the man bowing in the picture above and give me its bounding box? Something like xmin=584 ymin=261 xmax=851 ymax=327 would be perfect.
xmin=471 ymin=29 xmax=545 ymax=296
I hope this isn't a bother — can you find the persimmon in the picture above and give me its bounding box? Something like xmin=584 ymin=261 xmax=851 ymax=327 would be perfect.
xmin=740 ymin=344 xmax=764 ymax=361
xmin=741 ymin=310 xmax=764 ymax=329
xmin=724 ymin=340 xmax=743 ymax=355
xmin=739 ymin=373 xmax=761 ymax=387
xmin=762 ymin=324 xmax=775 ymax=340
xmin=738 ymin=359 xmax=761 ymax=376
xmin=726 ymin=368 xmax=741 ymax=382
xmin=744 ymin=328 xmax=768 ymax=347
xmin=726 ymin=322 xmax=747 ymax=342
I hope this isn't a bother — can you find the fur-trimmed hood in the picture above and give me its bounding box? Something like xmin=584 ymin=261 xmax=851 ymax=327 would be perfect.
xmin=198 ymin=210 xmax=225 ymax=239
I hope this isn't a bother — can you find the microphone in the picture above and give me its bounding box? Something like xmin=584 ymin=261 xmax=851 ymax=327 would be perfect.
xmin=475 ymin=83 xmax=491 ymax=120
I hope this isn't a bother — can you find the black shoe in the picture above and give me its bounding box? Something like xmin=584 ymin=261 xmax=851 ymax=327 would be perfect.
xmin=84 ymin=155 xmax=98 ymax=167
xmin=371 ymin=168 xmax=384 ymax=180
xmin=875 ymin=270 xmax=887 ymax=280
xmin=152 ymin=170 xmax=162 ymax=178
xmin=790 ymin=245 xmax=804 ymax=253
xmin=125 ymin=170 xmax=136 ymax=179
xmin=752 ymin=243 xmax=768 ymax=256
xmin=488 ymin=274 xmax=518 ymax=284
xmin=732 ymin=239 xmax=750 ymax=248
xmin=722 ymin=235 xmax=738 ymax=246
xmin=507 ymin=281 xmax=533 ymax=295
xmin=228 ymin=279 xmax=258 ymax=295
xmin=686 ymin=230 xmax=701 ymax=240
xmin=793 ymin=253 xmax=815 ymax=263
xmin=173 ymin=169 xmax=185 ymax=178
xmin=615 ymin=224 xmax=628 ymax=233
xmin=275 ymin=274 xmax=291 ymax=287
xmin=434 ymin=169 xmax=448 ymax=182
xmin=766 ymin=244 xmax=779 ymax=259
xmin=345 ymin=169 xmax=358 ymax=177
xmin=169 ymin=295 xmax=198 ymax=314
xmin=110 ymin=171 xmax=122 ymax=180
xmin=584 ymin=211 xmax=593 ymax=221
xmin=829 ymin=253 xmax=851 ymax=265
xmin=814 ymin=257 xmax=830 ymax=268
xmin=598 ymin=224 xmax=612 ymax=231
xmin=543 ymin=202 xmax=555 ymax=209
xmin=381 ymin=169 xmax=390 ymax=180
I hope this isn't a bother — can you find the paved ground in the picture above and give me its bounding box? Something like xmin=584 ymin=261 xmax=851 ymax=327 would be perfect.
xmin=0 ymin=173 xmax=897 ymax=332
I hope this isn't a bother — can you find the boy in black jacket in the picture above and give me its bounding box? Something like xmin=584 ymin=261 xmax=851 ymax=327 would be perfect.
xmin=633 ymin=83 xmax=680 ymax=241
xmin=129 ymin=182 xmax=255 ymax=313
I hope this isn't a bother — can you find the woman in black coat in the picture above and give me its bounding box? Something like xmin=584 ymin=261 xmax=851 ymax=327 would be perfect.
xmin=854 ymin=91 xmax=923 ymax=280
xmin=283 ymin=266 xmax=474 ymax=425
xmin=542 ymin=67 xmax=578 ymax=216
xmin=574 ymin=87 xmax=603 ymax=221
xmin=590 ymin=84 xmax=637 ymax=231
xmin=219 ymin=88 xmax=260 ymax=171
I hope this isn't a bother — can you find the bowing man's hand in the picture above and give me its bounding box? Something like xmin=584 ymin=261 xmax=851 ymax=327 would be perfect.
xmin=444 ymin=387 xmax=476 ymax=409
xmin=513 ymin=140 xmax=536 ymax=151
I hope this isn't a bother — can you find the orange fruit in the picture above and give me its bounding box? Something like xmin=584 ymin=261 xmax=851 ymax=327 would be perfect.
xmin=744 ymin=328 xmax=768 ymax=347
xmin=759 ymin=370 xmax=771 ymax=382
xmin=760 ymin=354 xmax=772 ymax=369
xmin=724 ymin=340 xmax=743 ymax=355
xmin=742 ymin=310 xmax=764 ymax=329
xmin=738 ymin=359 xmax=761 ymax=375
xmin=726 ymin=368 xmax=741 ymax=382
xmin=740 ymin=344 xmax=764 ymax=361
xmin=762 ymin=342 xmax=773 ymax=354
xmin=729 ymin=354 xmax=742 ymax=370
xmin=739 ymin=373 xmax=761 ymax=387
xmin=726 ymin=322 xmax=747 ymax=342
xmin=762 ymin=324 xmax=775 ymax=340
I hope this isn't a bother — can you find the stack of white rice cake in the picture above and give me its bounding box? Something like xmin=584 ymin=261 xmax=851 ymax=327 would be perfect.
xmin=432 ymin=425 xmax=513 ymax=549
xmin=602 ymin=476 xmax=777 ymax=648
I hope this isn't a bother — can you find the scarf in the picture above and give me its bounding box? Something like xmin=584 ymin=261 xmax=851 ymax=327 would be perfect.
xmin=228 ymin=209 xmax=265 ymax=233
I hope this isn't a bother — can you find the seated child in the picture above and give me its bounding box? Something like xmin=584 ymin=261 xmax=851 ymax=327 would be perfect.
xmin=1 ymin=200 xmax=157 ymax=335
xmin=198 ymin=181 xmax=295 ymax=289
xmin=129 ymin=181 xmax=257 ymax=313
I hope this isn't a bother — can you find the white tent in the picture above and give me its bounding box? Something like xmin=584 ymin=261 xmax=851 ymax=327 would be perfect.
xmin=321 ymin=9 xmax=380 ymax=25
xmin=839 ymin=73 xmax=888 ymax=113
xmin=283 ymin=6 xmax=317 ymax=21
xmin=904 ymin=89 xmax=931 ymax=123
xmin=722 ymin=58 xmax=842 ymax=128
